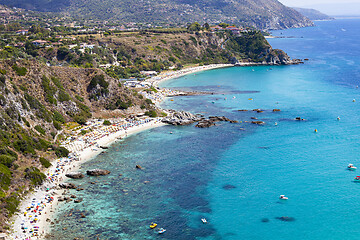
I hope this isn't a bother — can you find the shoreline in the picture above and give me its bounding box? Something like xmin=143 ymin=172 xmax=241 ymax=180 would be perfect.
xmin=8 ymin=119 xmax=165 ymax=240
xmin=8 ymin=62 xmax=258 ymax=239
xmin=145 ymin=63 xmax=234 ymax=86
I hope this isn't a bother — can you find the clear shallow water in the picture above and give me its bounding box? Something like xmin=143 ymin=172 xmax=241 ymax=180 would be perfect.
xmin=50 ymin=19 xmax=360 ymax=239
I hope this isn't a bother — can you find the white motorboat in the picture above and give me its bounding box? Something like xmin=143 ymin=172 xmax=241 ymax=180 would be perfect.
xmin=348 ymin=164 xmax=357 ymax=170
xmin=279 ymin=195 xmax=288 ymax=200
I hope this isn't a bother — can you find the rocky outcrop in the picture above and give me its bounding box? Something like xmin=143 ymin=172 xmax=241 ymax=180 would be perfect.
xmin=265 ymin=49 xmax=292 ymax=65
xmin=252 ymin=121 xmax=265 ymax=125
xmin=65 ymin=172 xmax=84 ymax=179
xmin=86 ymin=169 xmax=111 ymax=176
xmin=195 ymin=116 xmax=238 ymax=128
xmin=162 ymin=111 xmax=202 ymax=126
xmin=59 ymin=183 xmax=77 ymax=189
xmin=74 ymin=198 xmax=83 ymax=203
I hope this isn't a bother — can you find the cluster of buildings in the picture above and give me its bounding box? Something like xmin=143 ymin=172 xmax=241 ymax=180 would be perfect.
xmin=210 ymin=25 xmax=246 ymax=35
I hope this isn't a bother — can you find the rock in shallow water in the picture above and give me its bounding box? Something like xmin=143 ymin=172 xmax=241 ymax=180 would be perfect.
xmin=86 ymin=169 xmax=110 ymax=176
xmin=65 ymin=172 xmax=84 ymax=179
xmin=223 ymin=184 xmax=237 ymax=190
xmin=275 ymin=216 xmax=295 ymax=222
xmin=59 ymin=183 xmax=77 ymax=189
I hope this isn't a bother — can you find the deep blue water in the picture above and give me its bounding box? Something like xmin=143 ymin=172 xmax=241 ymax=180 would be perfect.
xmin=50 ymin=19 xmax=360 ymax=239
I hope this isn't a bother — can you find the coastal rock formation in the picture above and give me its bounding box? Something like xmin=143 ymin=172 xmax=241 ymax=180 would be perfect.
xmin=162 ymin=111 xmax=202 ymax=125
xmin=251 ymin=121 xmax=265 ymax=125
xmin=59 ymin=183 xmax=77 ymax=189
xmin=74 ymin=198 xmax=83 ymax=203
xmin=195 ymin=116 xmax=238 ymax=128
xmin=264 ymin=49 xmax=292 ymax=65
xmin=195 ymin=121 xmax=216 ymax=128
xmin=86 ymin=169 xmax=111 ymax=176
xmin=65 ymin=172 xmax=85 ymax=179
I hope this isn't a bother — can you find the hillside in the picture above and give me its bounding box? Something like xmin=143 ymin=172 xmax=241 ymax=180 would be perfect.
xmin=0 ymin=59 xmax=158 ymax=229
xmin=293 ymin=7 xmax=334 ymax=20
xmin=0 ymin=25 xmax=297 ymax=231
xmin=0 ymin=0 xmax=313 ymax=30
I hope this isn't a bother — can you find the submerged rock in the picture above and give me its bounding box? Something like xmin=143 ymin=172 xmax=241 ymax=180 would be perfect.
xmin=65 ymin=172 xmax=84 ymax=179
xmin=86 ymin=169 xmax=110 ymax=176
xmin=275 ymin=216 xmax=295 ymax=222
xmin=195 ymin=116 xmax=238 ymax=128
xmin=223 ymin=184 xmax=236 ymax=190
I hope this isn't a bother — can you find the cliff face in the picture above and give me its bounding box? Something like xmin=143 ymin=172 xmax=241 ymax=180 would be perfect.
xmin=0 ymin=0 xmax=313 ymax=30
xmin=225 ymin=31 xmax=294 ymax=64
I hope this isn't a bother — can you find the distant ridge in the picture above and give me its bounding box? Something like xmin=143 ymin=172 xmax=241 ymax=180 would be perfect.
xmin=0 ymin=0 xmax=313 ymax=30
xmin=293 ymin=7 xmax=334 ymax=20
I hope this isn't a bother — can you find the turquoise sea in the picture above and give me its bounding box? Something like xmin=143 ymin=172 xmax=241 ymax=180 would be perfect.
xmin=50 ymin=19 xmax=360 ymax=239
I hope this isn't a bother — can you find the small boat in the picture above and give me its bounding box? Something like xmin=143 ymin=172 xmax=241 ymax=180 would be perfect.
xmin=337 ymin=116 xmax=340 ymax=121
xmin=158 ymin=228 xmax=166 ymax=234
xmin=150 ymin=222 xmax=157 ymax=229
xmin=354 ymin=176 xmax=360 ymax=182
xmin=353 ymin=99 xmax=356 ymax=102
xmin=279 ymin=195 xmax=288 ymax=200
xmin=314 ymin=129 xmax=318 ymax=133
xmin=201 ymin=218 xmax=207 ymax=224
xmin=348 ymin=164 xmax=357 ymax=170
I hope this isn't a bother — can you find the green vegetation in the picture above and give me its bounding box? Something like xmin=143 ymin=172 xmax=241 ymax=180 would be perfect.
xmin=24 ymin=167 xmax=46 ymax=185
xmin=53 ymin=111 xmax=65 ymax=123
xmin=34 ymin=125 xmax=46 ymax=135
xmin=4 ymin=193 xmax=20 ymax=216
xmin=41 ymin=75 xmax=57 ymax=105
xmin=12 ymin=64 xmax=27 ymax=76
xmin=103 ymin=120 xmax=111 ymax=125
xmin=226 ymin=31 xmax=270 ymax=62
xmin=0 ymin=155 xmax=16 ymax=168
xmin=39 ymin=157 xmax=52 ymax=168
xmin=53 ymin=146 xmax=69 ymax=158
xmin=145 ymin=110 xmax=157 ymax=118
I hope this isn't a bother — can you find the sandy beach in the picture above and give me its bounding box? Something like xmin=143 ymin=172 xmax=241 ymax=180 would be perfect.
xmin=7 ymin=63 xmax=232 ymax=240
xmin=146 ymin=64 xmax=233 ymax=86
xmin=8 ymin=118 xmax=165 ymax=240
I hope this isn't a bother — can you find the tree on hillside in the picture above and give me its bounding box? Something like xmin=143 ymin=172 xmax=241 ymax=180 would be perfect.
xmin=218 ymin=23 xmax=229 ymax=28
xmin=187 ymin=22 xmax=201 ymax=32
xmin=203 ymin=23 xmax=210 ymax=31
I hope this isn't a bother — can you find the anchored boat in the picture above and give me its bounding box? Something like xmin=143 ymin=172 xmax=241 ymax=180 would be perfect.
xmin=348 ymin=164 xmax=357 ymax=170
